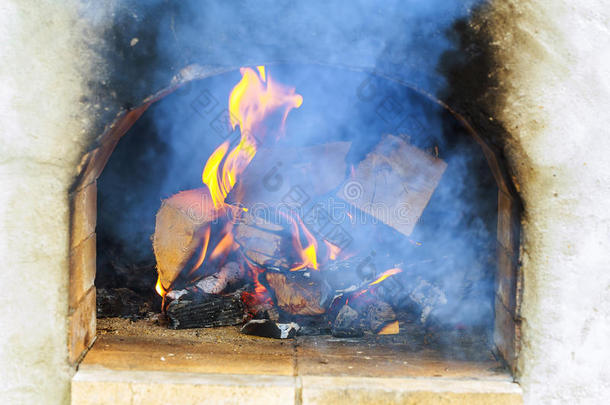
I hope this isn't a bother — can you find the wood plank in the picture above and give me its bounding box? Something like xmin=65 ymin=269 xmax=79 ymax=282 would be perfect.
xmin=337 ymin=135 xmax=447 ymax=236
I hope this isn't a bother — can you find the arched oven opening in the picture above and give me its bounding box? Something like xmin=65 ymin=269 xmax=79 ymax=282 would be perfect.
xmin=69 ymin=63 xmax=520 ymax=377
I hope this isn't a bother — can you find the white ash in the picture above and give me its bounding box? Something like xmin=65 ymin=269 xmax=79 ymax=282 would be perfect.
xmin=408 ymin=278 xmax=447 ymax=323
xmin=195 ymin=261 xmax=243 ymax=294
xmin=165 ymin=289 xmax=188 ymax=301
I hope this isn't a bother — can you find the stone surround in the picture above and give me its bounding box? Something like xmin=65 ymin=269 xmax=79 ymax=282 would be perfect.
xmin=0 ymin=1 xmax=608 ymax=404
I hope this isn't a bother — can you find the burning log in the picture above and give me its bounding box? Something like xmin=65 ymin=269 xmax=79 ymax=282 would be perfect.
xmin=233 ymin=220 xmax=289 ymax=269
xmin=265 ymin=271 xmax=333 ymax=316
xmin=165 ymin=289 xmax=245 ymax=329
xmin=337 ymin=134 xmax=447 ymax=236
xmin=240 ymin=319 xmax=300 ymax=339
xmin=331 ymin=304 xmax=363 ymax=337
xmin=153 ymin=188 xmax=228 ymax=291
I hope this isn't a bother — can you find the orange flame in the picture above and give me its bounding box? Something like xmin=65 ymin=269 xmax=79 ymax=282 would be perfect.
xmin=241 ymin=261 xmax=273 ymax=313
xmin=280 ymin=211 xmax=319 ymax=271
xmin=349 ymin=268 xmax=404 ymax=302
xmin=202 ymin=66 xmax=302 ymax=209
xmin=157 ymin=67 xmax=302 ymax=299
xmin=209 ymin=228 xmax=236 ymax=260
xmin=324 ymin=240 xmax=341 ymax=261
xmin=186 ymin=225 xmax=211 ymax=278
xmin=369 ymin=268 xmax=402 ymax=286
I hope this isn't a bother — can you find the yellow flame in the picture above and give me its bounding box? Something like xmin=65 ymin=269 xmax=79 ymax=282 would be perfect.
xmin=202 ymin=141 xmax=230 ymax=208
xmin=202 ymin=66 xmax=302 ymax=209
xmin=369 ymin=268 xmax=402 ymax=286
xmin=257 ymin=65 xmax=266 ymax=82
xmin=303 ymin=244 xmax=318 ymax=270
xmin=155 ymin=276 xmax=166 ymax=297
xmin=286 ymin=212 xmax=319 ymax=271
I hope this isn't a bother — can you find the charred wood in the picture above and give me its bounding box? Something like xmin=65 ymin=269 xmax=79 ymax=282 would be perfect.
xmin=165 ymin=290 xmax=245 ymax=329
xmin=366 ymin=301 xmax=397 ymax=333
xmin=331 ymin=304 xmax=363 ymax=338
xmin=265 ymin=271 xmax=333 ymax=316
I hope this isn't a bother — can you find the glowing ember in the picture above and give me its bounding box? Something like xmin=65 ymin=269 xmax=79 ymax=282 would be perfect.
xmin=377 ymin=320 xmax=400 ymax=335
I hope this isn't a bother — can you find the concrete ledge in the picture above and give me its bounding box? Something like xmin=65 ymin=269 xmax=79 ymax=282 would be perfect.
xmin=72 ymin=367 xmax=297 ymax=405
xmin=72 ymin=366 xmax=522 ymax=405
xmin=301 ymin=375 xmax=523 ymax=405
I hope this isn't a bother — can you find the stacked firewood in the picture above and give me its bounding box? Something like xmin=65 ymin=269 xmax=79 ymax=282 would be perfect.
xmin=153 ymin=135 xmax=449 ymax=337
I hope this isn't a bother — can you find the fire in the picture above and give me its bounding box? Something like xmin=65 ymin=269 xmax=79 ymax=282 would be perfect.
xmin=281 ymin=211 xmax=319 ymax=271
xmin=202 ymin=66 xmax=302 ymax=209
xmin=348 ymin=268 xmax=404 ymax=302
xmin=155 ymin=276 xmax=166 ymax=297
xmin=324 ymin=240 xmax=341 ymax=261
xmin=369 ymin=268 xmax=402 ymax=286
xmin=209 ymin=228 xmax=236 ymax=260
xmin=186 ymin=225 xmax=211 ymax=278
xmin=241 ymin=261 xmax=273 ymax=313
xmin=202 ymin=141 xmax=230 ymax=208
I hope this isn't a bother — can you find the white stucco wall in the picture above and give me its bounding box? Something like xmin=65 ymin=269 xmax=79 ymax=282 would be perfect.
xmin=487 ymin=1 xmax=610 ymax=404
xmin=0 ymin=1 xmax=102 ymax=403
xmin=0 ymin=1 xmax=608 ymax=404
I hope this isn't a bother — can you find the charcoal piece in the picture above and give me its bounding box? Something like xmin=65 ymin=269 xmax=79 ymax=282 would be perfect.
xmin=96 ymin=288 xmax=152 ymax=318
xmin=366 ymin=301 xmax=396 ymax=333
xmin=240 ymin=319 xmax=300 ymax=339
xmin=332 ymin=304 xmax=363 ymax=337
xmin=166 ymin=290 xmax=245 ymax=329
